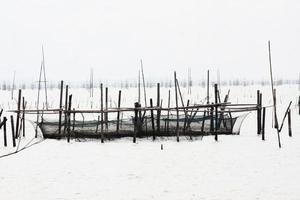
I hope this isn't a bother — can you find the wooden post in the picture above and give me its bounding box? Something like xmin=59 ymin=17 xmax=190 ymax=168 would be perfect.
xmin=288 ymin=109 xmax=292 ymax=137
xmin=116 ymin=90 xmax=121 ymax=133
xmin=229 ymin=111 xmax=233 ymax=133
xmin=0 ymin=109 xmax=3 ymax=121
xmin=133 ymin=102 xmax=139 ymax=143
xmin=138 ymin=71 xmax=141 ymax=103
xmin=261 ymin=107 xmax=266 ymax=140
xmin=100 ymin=83 xmax=104 ymax=143
xmin=10 ymin=115 xmax=16 ymax=147
xmin=260 ymin=92 xmax=262 ymax=133
xmin=210 ymin=105 xmax=214 ymax=133
xmin=67 ymin=95 xmax=72 ymax=143
xmin=298 ymin=96 xmax=300 ymax=115
xmin=156 ymin=83 xmax=160 ymax=134
xmin=64 ymin=85 xmax=69 ymax=133
xmin=166 ymin=90 xmax=171 ymax=134
xmin=207 ymin=70 xmax=210 ymax=104
xmin=257 ymin=90 xmax=261 ymax=135
xmin=22 ymin=97 xmax=26 ymax=137
xmin=201 ymin=110 xmax=206 ymax=133
xmin=150 ymin=98 xmax=155 ymax=139
xmin=95 ymin=115 xmax=100 ymax=136
xmin=105 ymin=87 xmax=108 ymax=131
xmin=72 ymin=109 xmax=76 ymax=132
xmin=174 ymin=71 xmax=179 ymax=142
xmin=15 ymin=89 xmax=21 ymax=138
xmin=58 ymin=80 xmax=64 ymax=135
xmin=3 ymin=117 xmax=7 ymax=147
xmin=214 ymin=84 xmax=218 ymax=141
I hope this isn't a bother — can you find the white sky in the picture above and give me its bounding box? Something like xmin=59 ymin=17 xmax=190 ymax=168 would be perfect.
xmin=0 ymin=0 xmax=299 ymax=83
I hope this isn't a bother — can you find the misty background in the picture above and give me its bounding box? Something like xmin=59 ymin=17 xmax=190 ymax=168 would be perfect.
xmin=0 ymin=0 xmax=299 ymax=84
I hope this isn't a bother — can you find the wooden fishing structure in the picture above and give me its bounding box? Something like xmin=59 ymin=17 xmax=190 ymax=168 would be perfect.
xmin=6 ymin=76 xmax=261 ymax=143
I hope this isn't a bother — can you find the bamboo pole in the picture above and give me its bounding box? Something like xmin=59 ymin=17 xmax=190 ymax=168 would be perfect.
xmin=138 ymin=70 xmax=141 ymax=104
xmin=140 ymin=59 xmax=147 ymax=107
xmin=288 ymin=109 xmax=292 ymax=137
xmin=214 ymin=84 xmax=218 ymax=141
xmin=58 ymin=81 xmax=64 ymax=135
xmin=22 ymin=97 xmax=26 ymax=137
xmin=3 ymin=117 xmax=7 ymax=147
xmin=67 ymin=94 xmax=72 ymax=143
xmin=105 ymin=87 xmax=108 ymax=131
xmin=150 ymin=98 xmax=155 ymax=138
xmin=100 ymin=83 xmax=104 ymax=143
xmin=257 ymin=90 xmax=261 ymax=135
xmin=15 ymin=89 xmax=21 ymax=138
xmin=174 ymin=71 xmax=179 ymax=142
xmin=262 ymin=107 xmax=266 ymax=140
xmin=116 ymin=90 xmax=121 ymax=133
xmin=10 ymin=115 xmax=16 ymax=147
xmin=156 ymin=83 xmax=160 ymax=134
xmin=268 ymin=41 xmax=280 ymax=148
xmin=207 ymin=70 xmax=210 ymax=104
xmin=166 ymin=90 xmax=171 ymax=134
xmin=42 ymin=45 xmax=48 ymax=109
xmin=201 ymin=110 xmax=206 ymax=133
xmin=64 ymin=85 xmax=69 ymax=133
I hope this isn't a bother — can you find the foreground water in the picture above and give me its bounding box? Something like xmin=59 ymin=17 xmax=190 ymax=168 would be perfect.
xmin=0 ymin=85 xmax=300 ymax=199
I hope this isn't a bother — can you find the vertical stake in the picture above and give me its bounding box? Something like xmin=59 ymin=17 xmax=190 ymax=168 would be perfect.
xmin=116 ymin=90 xmax=121 ymax=133
xmin=100 ymin=83 xmax=104 ymax=143
xmin=156 ymin=83 xmax=160 ymax=134
xmin=58 ymin=81 xmax=64 ymax=135
xmin=3 ymin=117 xmax=7 ymax=147
xmin=10 ymin=115 xmax=16 ymax=147
xmin=15 ymin=89 xmax=21 ymax=138
xmin=174 ymin=71 xmax=179 ymax=142
xmin=262 ymin=107 xmax=266 ymax=140
xmin=214 ymin=84 xmax=218 ymax=141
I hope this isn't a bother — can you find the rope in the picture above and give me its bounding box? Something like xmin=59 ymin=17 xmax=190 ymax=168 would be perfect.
xmin=0 ymin=119 xmax=45 ymax=159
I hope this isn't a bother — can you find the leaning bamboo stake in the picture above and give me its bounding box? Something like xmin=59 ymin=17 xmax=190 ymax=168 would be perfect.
xmin=41 ymin=45 xmax=49 ymax=109
xmin=268 ymin=41 xmax=281 ymax=148
xmin=278 ymin=101 xmax=292 ymax=132
xmin=35 ymin=62 xmax=43 ymax=137
xmin=174 ymin=71 xmax=179 ymax=142
xmin=2 ymin=117 xmax=8 ymax=147
xmin=288 ymin=109 xmax=292 ymax=137
xmin=140 ymin=59 xmax=147 ymax=107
